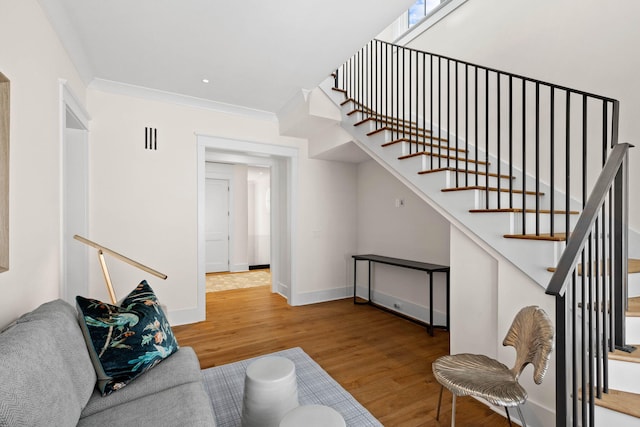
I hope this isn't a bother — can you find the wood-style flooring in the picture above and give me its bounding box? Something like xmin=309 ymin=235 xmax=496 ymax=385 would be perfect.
xmin=172 ymin=286 xmax=510 ymax=426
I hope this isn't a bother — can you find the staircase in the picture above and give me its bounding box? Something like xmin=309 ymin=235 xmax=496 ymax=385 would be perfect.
xmin=313 ymin=38 xmax=637 ymax=426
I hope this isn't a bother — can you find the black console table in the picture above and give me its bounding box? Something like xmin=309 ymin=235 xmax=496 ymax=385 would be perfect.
xmin=352 ymin=254 xmax=450 ymax=336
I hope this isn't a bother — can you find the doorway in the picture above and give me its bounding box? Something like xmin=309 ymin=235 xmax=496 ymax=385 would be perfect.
xmin=196 ymin=135 xmax=298 ymax=320
xmin=60 ymin=82 xmax=90 ymax=304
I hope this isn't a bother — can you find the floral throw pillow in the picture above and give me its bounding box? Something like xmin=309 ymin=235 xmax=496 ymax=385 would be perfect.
xmin=76 ymin=280 xmax=179 ymax=395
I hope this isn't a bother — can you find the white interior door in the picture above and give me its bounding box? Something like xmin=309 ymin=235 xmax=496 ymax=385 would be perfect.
xmin=205 ymin=178 xmax=230 ymax=272
xmin=63 ymin=125 xmax=89 ymax=303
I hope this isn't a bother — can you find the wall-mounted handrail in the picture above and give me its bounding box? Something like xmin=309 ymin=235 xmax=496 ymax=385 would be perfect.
xmin=545 ymin=143 xmax=631 ymax=296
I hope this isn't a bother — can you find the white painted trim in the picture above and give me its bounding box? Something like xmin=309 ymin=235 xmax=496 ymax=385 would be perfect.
xmin=293 ymin=286 xmax=350 ymax=306
xmin=90 ymin=78 xmax=278 ymax=122
xmin=196 ymin=135 xmax=298 ymax=319
xmin=230 ymin=263 xmax=249 ymax=273
xmin=60 ymin=80 xmax=91 ymax=128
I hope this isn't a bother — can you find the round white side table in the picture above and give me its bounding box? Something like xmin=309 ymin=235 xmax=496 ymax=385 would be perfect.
xmin=241 ymin=356 xmax=299 ymax=427
xmin=279 ymin=404 xmax=346 ymax=427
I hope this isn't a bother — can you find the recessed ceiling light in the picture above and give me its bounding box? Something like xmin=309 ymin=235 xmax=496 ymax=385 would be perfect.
xmin=202 ymin=78 xmax=210 ymax=84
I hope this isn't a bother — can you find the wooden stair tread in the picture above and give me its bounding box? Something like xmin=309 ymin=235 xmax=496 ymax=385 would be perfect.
xmin=354 ymin=117 xmax=429 ymax=133
xmin=419 ymin=167 xmax=512 ymax=179
xmin=347 ymin=109 xmax=419 ymax=128
xmin=503 ymin=233 xmax=567 ymax=241
xmin=382 ymin=138 xmax=466 ymax=153
xmin=442 ymin=186 xmax=544 ymax=196
xmin=399 ymin=152 xmax=488 ymax=165
xmin=610 ymin=345 xmax=640 ymax=363
xmin=592 ymin=388 xmax=640 ymax=418
xmin=470 ymin=208 xmax=578 ymax=214
xmin=367 ymin=126 xmax=447 ymax=142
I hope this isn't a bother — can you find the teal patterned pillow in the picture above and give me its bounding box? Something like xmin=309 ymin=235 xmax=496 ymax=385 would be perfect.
xmin=76 ymin=281 xmax=179 ymax=395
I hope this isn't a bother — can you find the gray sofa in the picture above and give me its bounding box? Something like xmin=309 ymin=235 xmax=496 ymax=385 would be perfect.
xmin=0 ymin=299 xmax=216 ymax=427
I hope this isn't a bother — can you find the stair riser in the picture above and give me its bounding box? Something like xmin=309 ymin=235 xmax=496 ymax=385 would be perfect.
xmin=595 ymin=405 xmax=640 ymax=426
xmin=441 ymin=171 xmax=510 ymax=188
xmin=471 ymin=212 xmax=578 ymax=236
xmin=625 ymin=317 xmax=640 ymax=343
xmin=628 ymin=273 xmax=640 ymax=298
xmin=475 ymin=190 xmax=542 ymax=212
xmin=608 ymin=359 xmax=640 ymax=395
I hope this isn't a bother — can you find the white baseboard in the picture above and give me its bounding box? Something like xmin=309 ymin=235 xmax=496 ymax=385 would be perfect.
xmin=479 ymin=395 xmax=554 ymax=427
xmin=292 ymin=286 xmax=350 ymax=306
xmin=230 ymin=263 xmax=249 ymax=273
xmin=166 ymin=306 xmax=204 ymax=327
xmin=355 ymin=285 xmax=447 ymax=326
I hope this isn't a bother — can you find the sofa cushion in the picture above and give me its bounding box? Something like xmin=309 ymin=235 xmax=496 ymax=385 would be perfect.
xmin=76 ymin=281 xmax=179 ymax=396
xmin=0 ymin=299 xmax=97 ymax=427
xmin=77 ymin=381 xmax=217 ymax=427
xmin=80 ymin=346 xmax=203 ymax=417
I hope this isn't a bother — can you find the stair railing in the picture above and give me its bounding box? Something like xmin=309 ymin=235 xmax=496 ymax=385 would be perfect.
xmin=334 ymin=39 xmax=632 ymax=426
xmin=334 ymin=39 xmax=619 ymax=239
xmin=546 ymin=142 xmax=632 ymax=427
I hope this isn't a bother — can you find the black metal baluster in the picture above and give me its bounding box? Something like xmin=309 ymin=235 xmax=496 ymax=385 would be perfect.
xmin=523 ymin=82 xmax=540 ymax=236
xmin=474 ymin=67 xmax=479 ymax=187
xmin=485 ymin=70 xmax=489 ymax=209
xmin=550 ymin=87 xmax=555 ymax=237
xmin=455 ymin=61 xmax=459 ymax=187
xmin=566 ymin=91 xmax=572 ymax=247
xmin=465 ymin=64 xmax=469 ymax=186
xmin=447 ymin=59 xmax=450 ymax=169
xmin=497 ymin=73 xmax=502 ymax=207
xmin=509 ymin=76 xmax=513 ymax=208
xmin=438 ymin=56 xmax=442 ymax=168
xmin=430 ymin=55 xmax=434 ymax=169
xmin=522 ymin=80 xmax=527 ymax=235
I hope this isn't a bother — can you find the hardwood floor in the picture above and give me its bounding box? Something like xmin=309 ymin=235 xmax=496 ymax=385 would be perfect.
xmin=172 ymin=286 xmax=510 ymax=426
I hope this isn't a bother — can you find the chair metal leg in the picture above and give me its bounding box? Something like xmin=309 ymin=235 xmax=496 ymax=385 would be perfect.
xmin=451 ymin=394 xmax=456 ymax=427
xmin=505 ymin=407 xmax=513 ymax=427
xmin=436 ymin=385 xmax=444 ymax=420
xmin=516 ymin=405 xmax=527 ymax=427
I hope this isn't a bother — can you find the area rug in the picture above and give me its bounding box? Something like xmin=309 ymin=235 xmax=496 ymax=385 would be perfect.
xmin=206 ymin=269 xmax=271 ymax=293
xmin=201 ymin=347 xmax=382 ymax=427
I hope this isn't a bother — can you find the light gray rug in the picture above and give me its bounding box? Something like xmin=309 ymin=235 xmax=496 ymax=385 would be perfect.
xmin=201 ymin=347 xmax=382 ymax=427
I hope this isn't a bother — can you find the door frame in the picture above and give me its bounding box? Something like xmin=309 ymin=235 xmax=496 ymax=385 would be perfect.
xmin=59 ymin=80 xmax=91 ymax=303
xmin=196 ymin=135 xmax=298 ymax=319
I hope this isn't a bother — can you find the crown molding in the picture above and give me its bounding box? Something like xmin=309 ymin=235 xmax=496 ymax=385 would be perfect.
xmin=88 ymin=78 xmax=278 ymax=123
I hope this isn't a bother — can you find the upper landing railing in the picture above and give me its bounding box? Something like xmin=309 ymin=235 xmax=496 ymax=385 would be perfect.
xmin=333 ymin=39 xmax=632 ymax=427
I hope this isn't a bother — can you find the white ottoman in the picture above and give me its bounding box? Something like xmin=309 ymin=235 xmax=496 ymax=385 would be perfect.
xmin=241 ymin=356 xmax=299 ymax=427
xmin=279 ymin=404 xmax=346 ymax=427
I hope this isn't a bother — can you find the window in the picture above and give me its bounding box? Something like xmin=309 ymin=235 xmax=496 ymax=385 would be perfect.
xmin=408 ymin=0 xmax=445 ymax=29
xmin=383 ymin=0 xmax=466 ymax=44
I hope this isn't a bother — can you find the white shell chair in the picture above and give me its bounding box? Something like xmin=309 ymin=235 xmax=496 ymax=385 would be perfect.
xmin=433 ymin=306 xmax=554 ymax=427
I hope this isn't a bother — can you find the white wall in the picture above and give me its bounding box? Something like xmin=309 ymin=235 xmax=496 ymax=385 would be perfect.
xmin=0 ymin=0 xmax=87 ymax=328
xmin=86 ymin=88 xmax=360 ymax=323
xmin=407 ymin=0 xmax=640 ymax=231
xmin=450 ymin=225 xmax=556 ymax=427
xmin=248 ymin=166 xmax=271 ymax=266
xmin=356 ymin=159 xmax=450 ymax=324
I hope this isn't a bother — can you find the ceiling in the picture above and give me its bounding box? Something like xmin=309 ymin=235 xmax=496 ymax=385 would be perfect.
xmin=38 ymin=0 xmax=414 ymax=115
